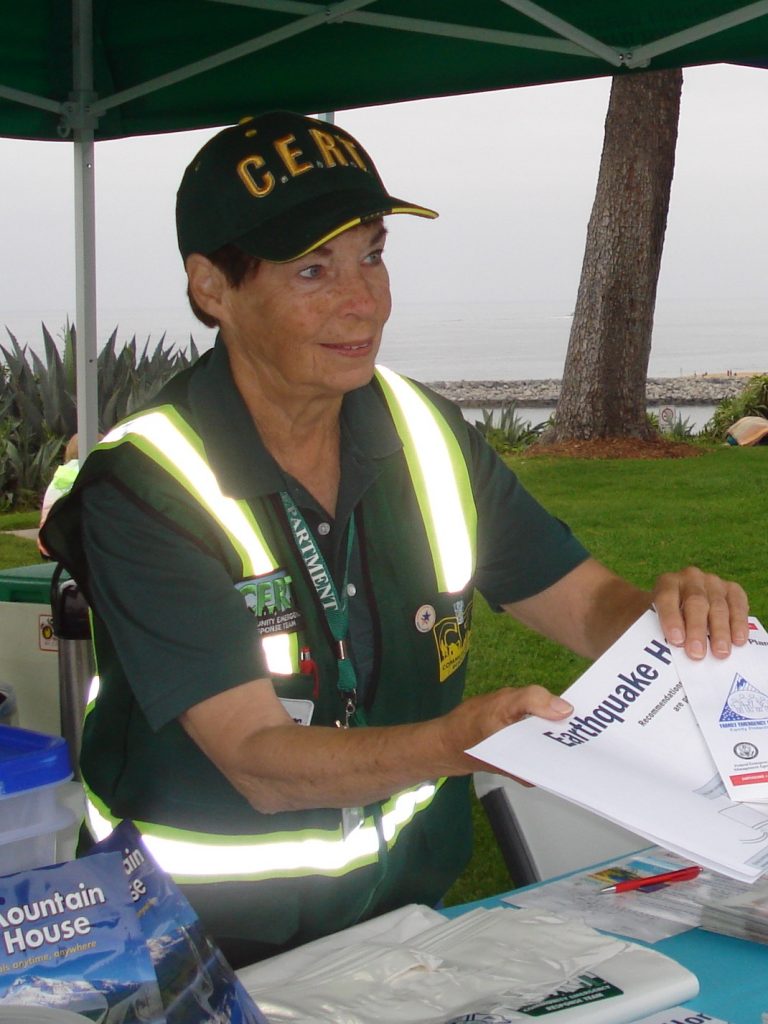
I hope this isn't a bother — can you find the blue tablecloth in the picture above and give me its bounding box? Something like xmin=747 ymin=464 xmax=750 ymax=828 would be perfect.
xmin=444 ymin=886 xmax=767 ymax=1023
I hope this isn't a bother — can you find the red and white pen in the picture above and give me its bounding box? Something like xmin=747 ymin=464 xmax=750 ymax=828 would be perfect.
xmin=599 ymin=865 xmax=702 ymax=894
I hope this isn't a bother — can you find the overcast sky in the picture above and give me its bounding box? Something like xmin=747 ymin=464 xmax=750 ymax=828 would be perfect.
xmin=1 ymin=61 xmax=767 ymax=340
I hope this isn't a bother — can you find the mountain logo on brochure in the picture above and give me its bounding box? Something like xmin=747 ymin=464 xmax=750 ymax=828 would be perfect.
xmin=0 ymin=974 xmax=157 ymax=1020
xmin=718 ymin=673 xmax=768 ymax=728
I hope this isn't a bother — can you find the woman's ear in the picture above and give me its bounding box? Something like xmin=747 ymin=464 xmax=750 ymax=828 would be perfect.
xmin=186 ymin=254 xmax=228 ymax=322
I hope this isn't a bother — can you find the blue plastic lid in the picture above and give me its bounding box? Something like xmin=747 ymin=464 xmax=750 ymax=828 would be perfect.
xmin=0 ymin=724 xmax=71 ymax=795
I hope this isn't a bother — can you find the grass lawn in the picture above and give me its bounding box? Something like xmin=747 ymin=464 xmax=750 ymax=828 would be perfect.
xmin=1 ymin=447 xmax=764 ymax=906
xmin=444 ymin=446 xmax=768 ymax=906
xmin=0 ymin=520 xmax=42 ymax=570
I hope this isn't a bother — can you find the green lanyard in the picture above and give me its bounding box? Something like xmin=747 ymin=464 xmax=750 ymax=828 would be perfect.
xmin=280 ymin=491 xmax=363 ymax=727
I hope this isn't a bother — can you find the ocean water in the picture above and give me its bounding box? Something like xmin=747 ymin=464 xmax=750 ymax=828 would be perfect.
xmin=3 ymin=296 xmax=766 ymax=383
xmin=382 ymin=298 xmax=768 ymax=381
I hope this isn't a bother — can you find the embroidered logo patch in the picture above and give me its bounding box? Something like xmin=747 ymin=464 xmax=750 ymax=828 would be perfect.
xmin=433 ymin=600 xmax=473 ymax=682
xmin=236 ymin=570 xmax=302 ymax=635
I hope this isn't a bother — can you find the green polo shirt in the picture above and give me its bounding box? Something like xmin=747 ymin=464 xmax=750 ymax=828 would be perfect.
xmin=75 ymin=339 xmax=588 ymax=731
xmin=43 ymin=338 xmax=591 ymax=960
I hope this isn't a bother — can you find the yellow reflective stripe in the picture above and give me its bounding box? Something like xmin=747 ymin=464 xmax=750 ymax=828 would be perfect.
xmin=99 ymin=407 xmax=298 ymax=675
xmin=375 ymin=366 xmax=477 ymax=593
xmin=84 ymin=779 xmax=445 ymax=884
xmin=101 ymin=408 xmax=274 ymax=577
xmin=263 ymin=632 xmax=298 ymax=677
xmin=87 ymin=673 xmax=100 ymax=707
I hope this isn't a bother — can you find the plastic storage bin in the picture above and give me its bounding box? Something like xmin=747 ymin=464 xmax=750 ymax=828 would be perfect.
xmin=0 ymin=724 xmax=75 ymax=875
xmin=0 ymin=563 xmax=62 ymax=735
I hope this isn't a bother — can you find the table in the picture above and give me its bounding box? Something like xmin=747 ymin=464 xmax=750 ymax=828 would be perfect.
xmin=444 ymin=880 xmax=767 ymax=1024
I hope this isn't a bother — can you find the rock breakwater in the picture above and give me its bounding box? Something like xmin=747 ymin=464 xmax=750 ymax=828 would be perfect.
xmin=427 ymin=375 xmax=755 ymax=407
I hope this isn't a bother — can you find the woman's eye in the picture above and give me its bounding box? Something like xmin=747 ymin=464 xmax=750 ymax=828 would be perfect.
xmin=298 ymin=265 xmax=322 ymax=279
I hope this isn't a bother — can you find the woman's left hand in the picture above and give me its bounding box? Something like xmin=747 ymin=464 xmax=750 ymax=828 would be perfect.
xmin=652 ymin=566 xmax=749 ymax=660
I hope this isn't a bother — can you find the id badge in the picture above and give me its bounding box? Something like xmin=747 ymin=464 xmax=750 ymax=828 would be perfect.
xmin=341 ymin=806 xmax=365 ymax=839
xmin=280 ymin=698 xmax=314 ymax=726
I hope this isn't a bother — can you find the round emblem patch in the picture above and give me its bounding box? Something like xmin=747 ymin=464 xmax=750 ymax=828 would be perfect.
xmin=415 ymin=604 xmax=437 ymax=633
xmin=734 ymin=742 xmax=759 ymax=760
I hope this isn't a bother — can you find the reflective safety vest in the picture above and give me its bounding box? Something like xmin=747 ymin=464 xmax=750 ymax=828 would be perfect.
xmin=83 ymin=366 xmax=477 ymax=884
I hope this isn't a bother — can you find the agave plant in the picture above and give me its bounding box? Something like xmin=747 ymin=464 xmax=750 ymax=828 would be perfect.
xmin=474 ymin=402 xmax=547 ymax=452
xmin=0 ymin=321 xmax=200 ymax=509
xmin=96 ymin=326 xmax=199 ymax=429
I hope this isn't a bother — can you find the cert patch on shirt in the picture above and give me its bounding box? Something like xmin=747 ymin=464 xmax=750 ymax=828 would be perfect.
xmin=433 ymin=598 xmax=473 ymax=682
xmin=236 ymin=570 xmax=302 ymax=635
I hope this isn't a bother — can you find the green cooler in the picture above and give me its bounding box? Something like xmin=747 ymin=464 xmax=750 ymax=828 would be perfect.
xmin=0 ymin=564 xmax=62 ymax=736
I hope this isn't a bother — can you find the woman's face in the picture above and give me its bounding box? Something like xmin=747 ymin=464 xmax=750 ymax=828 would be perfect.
xmin=217 ymin=220 xmax=392 ymax=404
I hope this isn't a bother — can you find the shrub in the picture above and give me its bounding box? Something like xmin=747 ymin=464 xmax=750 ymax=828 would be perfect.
xmin=666 ymin=413 xmax=697 ymax=439
xmin=0 ymin=322 xmax=200 ymax=509
xmin=702 ymin=374 xmax=768 ymax=441
xmin=647 ymin=410 xmax=697 ymax=440
xmin=474 ymin=403 xmax=547 ymax=453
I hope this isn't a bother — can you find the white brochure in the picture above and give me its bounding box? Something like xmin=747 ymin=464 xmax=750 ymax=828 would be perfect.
xmin=466 ymin=609 xmax=768 ymax=882
xmin=670 ymin=617 xmax=768 ymax=803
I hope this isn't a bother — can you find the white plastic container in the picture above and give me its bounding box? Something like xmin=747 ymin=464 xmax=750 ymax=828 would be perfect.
xmin=0 ymin=724 xmax=75 ymax=875
xmin=0 ymin=565 xmax=62 ymax=736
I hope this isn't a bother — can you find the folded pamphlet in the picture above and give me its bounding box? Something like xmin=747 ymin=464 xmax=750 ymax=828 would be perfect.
xmin=670 ymin=616 xmax=768 ymax=803
xmin=467 ymin=609 xmax=768 ymax=882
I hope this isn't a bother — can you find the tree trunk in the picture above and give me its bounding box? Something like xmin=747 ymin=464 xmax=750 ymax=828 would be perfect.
xmin=549 ymin=68 xmax=682 ymax=441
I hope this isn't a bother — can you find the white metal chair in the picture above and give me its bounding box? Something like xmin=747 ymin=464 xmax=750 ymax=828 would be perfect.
xmin=474 ymin=771 xmax=646 ymax=886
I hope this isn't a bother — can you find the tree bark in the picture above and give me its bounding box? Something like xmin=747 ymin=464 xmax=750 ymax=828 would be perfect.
xmin=549 ymin=68 xmax=682 ymax=441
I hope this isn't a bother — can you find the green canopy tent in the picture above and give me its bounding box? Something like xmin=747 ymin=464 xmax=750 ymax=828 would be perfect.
xmin=2 ymin=0 xmax=768 ymax=452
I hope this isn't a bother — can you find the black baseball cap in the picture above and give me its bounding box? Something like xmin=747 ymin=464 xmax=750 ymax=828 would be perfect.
xmin=176 ymin=111 xmax=438 ymax=262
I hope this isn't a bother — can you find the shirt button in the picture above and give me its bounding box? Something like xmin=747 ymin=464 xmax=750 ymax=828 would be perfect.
xmin=346 ymin=583 xmax=357 ymax=597
xmin=317 ymin=522 xmax=331 ymax=536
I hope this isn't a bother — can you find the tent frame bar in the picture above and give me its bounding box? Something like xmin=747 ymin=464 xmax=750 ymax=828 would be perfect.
xmin=91 ymin=0 xmax=377 ymax=116
xmin=0 ymin=84 xmax=61 ymax=114
xmin=626 ymin=1 xmax=768 ymax=67
xmin=6 ymin=2 xmax=768 ymax=135
xmin=212 ymin=0 xmax=597 ymax=58
xmin=498 ymin=0 xmax=622 ymax=66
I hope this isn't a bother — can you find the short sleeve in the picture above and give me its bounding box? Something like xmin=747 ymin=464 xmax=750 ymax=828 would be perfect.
xmin=82 ymin=480 xmax=269 ymax=730
xmin=468 ymin=426 xmax=590 ymax=607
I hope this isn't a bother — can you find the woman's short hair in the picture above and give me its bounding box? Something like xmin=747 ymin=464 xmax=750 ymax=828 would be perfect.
xmin=187 ymin=244 xmax=261 ymax=328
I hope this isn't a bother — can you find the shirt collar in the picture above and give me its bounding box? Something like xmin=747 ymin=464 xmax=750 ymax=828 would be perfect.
xmin=188 ymin=335 xmax=402 ymax=499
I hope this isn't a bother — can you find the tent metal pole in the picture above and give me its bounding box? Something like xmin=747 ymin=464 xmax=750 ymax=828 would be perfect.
xmin=72 ymin=0 xmax=99 ymax=458
xmin=73 ymin=134 xmax=98 ymax=459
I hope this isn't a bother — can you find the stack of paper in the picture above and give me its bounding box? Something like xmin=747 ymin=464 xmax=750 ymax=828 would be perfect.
xmin=467 ymin=609 xmax=768 ymax=882
xmin=700 ymin=876 xmax=768 ymax=944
